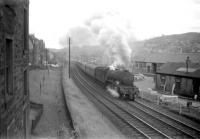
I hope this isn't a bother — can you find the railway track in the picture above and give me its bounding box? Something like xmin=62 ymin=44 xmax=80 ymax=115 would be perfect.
xmin=72 ymin=65 xmax=172 ymax=139
xmin=73 ymin=64 xmax=200 ymax=139
xmin=129 ymin=101 xmax=200 ymax=138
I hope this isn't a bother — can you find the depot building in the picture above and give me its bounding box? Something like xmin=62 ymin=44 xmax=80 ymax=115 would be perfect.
xmin=155 ymin=62 xmax=200 ymax=99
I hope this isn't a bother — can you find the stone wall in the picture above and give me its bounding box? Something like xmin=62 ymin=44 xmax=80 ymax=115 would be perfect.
xmin=0 ymin=0 xmax=29 ymax=138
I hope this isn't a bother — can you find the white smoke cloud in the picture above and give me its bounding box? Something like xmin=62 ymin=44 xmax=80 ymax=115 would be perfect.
xmin=59 ymin=25 xmax=99 ymax=47
xmin=106 ymin=86 xmax=120 ymax=98
xmin=60 ymin=12 xmax=136 ymax=66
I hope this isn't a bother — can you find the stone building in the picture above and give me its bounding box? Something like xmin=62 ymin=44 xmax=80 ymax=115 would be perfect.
xmin=156 ymin=62 xmax=200 ymax=98
xmin=29 ymin=34 xmax=46 ymax=66
xmin=132 ymin=52 xmax=200 ymax=74
xmin=0 ymin=0 xmax=29 ymax=138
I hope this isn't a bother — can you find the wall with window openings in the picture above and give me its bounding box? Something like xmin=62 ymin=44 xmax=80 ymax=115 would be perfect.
xmin=0 ymin=0 xmax=29 ymax=138
xmin=156 ymin=74 xmax=194 ymax=97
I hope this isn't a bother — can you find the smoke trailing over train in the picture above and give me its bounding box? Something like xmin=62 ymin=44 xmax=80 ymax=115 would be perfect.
xmin=59 ymin=12 xmax=136 ymax=67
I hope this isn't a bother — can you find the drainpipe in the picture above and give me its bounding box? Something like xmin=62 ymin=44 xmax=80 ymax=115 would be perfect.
xmin=171 ymin=83 xmax=175 ymax=95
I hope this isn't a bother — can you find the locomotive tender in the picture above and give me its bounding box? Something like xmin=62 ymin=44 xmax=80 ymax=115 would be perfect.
xmin=77 ymin=62 xmax=139 ymax=101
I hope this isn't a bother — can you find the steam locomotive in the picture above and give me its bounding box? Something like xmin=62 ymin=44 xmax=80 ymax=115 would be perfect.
xmin=76 ymin=62 xmax=139 ymax=101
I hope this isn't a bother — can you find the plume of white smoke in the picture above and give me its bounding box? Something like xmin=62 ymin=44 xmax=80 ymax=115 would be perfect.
xmin=59 ymin=25 xmax=99 ymax=48
xmin=98 ymin=29 xmax=132 ymax=66
xmin=106 ymin=86 xmax=120 ymax=98
xmin=59 ymin=12 xmax=136 ymax=67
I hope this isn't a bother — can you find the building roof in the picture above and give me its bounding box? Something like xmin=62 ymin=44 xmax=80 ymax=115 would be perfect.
xmin=157 ymin=62 xmax=200 ymax=78
xmin=133 ymin=52 xmax=200 ymax=64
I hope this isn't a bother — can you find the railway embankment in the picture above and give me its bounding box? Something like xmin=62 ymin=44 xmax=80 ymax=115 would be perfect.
xmin=61 ymin=66 xmax=79 ymax=138
xmin=61 ymin=64 xmax=126 ymax=139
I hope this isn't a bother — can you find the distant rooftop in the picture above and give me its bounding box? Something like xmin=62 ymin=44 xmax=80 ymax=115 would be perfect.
xmin=156 ymin=62 xmax=200 ymax=78
xmin=133 ymin=52 xmax=200 ymax=64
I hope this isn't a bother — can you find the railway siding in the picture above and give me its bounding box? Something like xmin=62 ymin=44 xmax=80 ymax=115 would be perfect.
xmin=135 ymin=77 xmax=200 ymax=123
xmin=136 ymin=99 xmax=200 ymax=133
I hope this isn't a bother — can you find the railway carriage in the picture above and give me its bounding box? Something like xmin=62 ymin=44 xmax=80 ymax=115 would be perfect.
xmin=85 ymin=64 xmax=96 ymax=77
xmin=95 ymin=67 xmax=109 ymax=83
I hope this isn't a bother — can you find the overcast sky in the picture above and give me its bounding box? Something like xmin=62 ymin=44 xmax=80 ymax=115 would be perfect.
xmin=30 ymin=0 xmax=200 ymax=49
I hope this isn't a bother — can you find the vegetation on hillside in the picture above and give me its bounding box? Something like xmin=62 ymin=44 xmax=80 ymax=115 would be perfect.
xmin=133 ymin=32 xmax=200 ymax=53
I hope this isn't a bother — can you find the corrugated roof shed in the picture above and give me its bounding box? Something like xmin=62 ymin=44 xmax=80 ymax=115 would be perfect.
xmin=156 ymin=62 xmax=200 ymax=78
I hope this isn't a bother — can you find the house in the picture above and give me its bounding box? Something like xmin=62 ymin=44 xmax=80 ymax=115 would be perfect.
xmin=132 ymin=52 xmax=200 ymax=74
xmin=156 ymin=62 xmax=200 ymax=98
xmin=0 ymin=0 xmax=29 ymax=138
xmin=29 ymin=34 xmax=46 ymax=66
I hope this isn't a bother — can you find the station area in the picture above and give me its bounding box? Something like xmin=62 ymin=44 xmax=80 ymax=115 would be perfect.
xmin=135 ymin=76 xmax=200 ymax=122
xmin=27 ymin=62 xmax=200 ymax=139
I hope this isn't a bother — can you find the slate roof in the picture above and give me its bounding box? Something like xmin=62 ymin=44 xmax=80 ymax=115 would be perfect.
xmin=156 ymin=62 xmax=200 ymax=78
xmin=133 ymin=52 xmax=200 ymax=63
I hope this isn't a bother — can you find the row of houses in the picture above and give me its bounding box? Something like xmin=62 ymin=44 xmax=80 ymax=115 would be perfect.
xmin=132 ymin=52 xmax=200 ymax=99
xmin=29 ymin=34 xmax=47 ymax=66
xmin=29 ymin=35 xmax=58 ymax=67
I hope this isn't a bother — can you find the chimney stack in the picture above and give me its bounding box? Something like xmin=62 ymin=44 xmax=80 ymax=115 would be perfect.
xmin=186 ymin=56 xmax=190 ymax=73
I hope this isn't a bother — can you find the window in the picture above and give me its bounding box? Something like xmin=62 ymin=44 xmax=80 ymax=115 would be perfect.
xmin=135 ymin=63 xmax=139 ymax=68
xmin=175 ymin=77 xmax=181 ymax=90
xmin=147 ymin=66 xmax=151 ymax=73
xmin=160 ymin=75 xmax=166 ymax=84
xmin=24 ymin=8 xmax=28 ymax=50
xmin=24 ymin=70 xmax=28 ymax=95
xmin=5 ymin=39 xmax=13 ymax=95
xmin=160 ymin=75 xmax=166 ymax=91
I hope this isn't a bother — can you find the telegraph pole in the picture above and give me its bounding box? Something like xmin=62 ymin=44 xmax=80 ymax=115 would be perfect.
xmin=186 ymin=56 xmax=190 ymax=73
xmin=46 ymin=48 xmax=48 ymax=69
xmin=69 ymin=37 xmax=71 ymax=78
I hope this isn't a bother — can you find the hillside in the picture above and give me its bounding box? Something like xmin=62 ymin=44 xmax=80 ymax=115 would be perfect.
xmin=133 ymin=32 xmax=200 ymax=53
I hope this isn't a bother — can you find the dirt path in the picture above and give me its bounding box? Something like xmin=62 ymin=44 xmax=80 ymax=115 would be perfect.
xmin=29 ymin=68 xmax=71 ymax=139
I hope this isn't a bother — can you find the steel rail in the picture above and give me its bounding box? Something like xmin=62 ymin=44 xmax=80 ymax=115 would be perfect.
xmin=72 ymin=67 xmax=151 ymax=139
xmin=132 ymin=101 xmax=200 ymax=138
xmin=76 ymin=64 xmax=200 ymax=138
xmin=72 ymin=65 xmax=170 ymax=139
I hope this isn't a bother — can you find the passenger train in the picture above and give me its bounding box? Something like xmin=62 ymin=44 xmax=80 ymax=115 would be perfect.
xmin=76 ymin=62 xmax=139 ymax=101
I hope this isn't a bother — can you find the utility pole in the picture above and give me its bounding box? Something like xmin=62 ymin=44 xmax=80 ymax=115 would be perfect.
xmin=69 ymin=37 xmax=71 ymax=78
xmin=46 ymin=48 xmax=48 ymax=69
xmin=186 ymin=56 xmax=190 ymax=73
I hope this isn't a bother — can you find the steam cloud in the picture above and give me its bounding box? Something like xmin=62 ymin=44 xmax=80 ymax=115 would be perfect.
xmin=106 ymin=86 xmax=120 ymax=98
xmin=60 ymin=12 xmax=136 ymax=67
